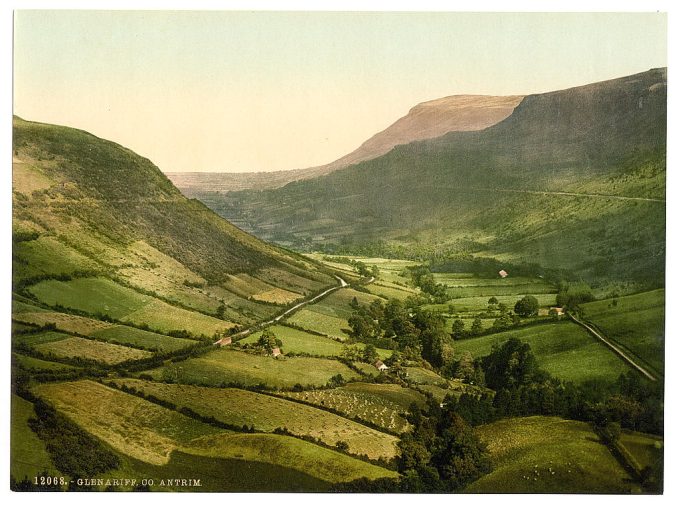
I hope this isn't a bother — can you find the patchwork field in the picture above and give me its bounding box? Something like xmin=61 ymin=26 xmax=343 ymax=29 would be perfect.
xmin=466 ymin=416 xmax=636 ymax=493
xmin=404 ymin=366 xmax=448 ymax=386
xmin=286 ymin=309 xmax=350 ymax=340
xmin=425 ymin=293 xmax=558 ymax=314
xmin=34 ymin=336 xmax=152 ymax=364
xmin=32 ymin=380 xmax=225 ymax=466
xmin=12 ymin=353 xmax=79 ymax=372
xmin=282 ymin=382 xmax=426 ymax=433
xmin=27 ymin=277 xmax=235 ymax=337
xmin=451 ymin=322 xmax=631 ymax=384
xmin=111 ymin=379 xmax=398 ymax=460
xmin=243 ymin=325 xmax=391 ymax=359
xmin=145 ymin=348 xmax=361 ymax=388
xmin=581 ymin=289 xmax=664 ymax=376
xmin=185 ymin=433 xmax=398 ymax=484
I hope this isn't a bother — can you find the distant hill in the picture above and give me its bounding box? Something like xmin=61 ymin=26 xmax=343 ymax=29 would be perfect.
xmin=167 ymin=95 xmax=522 ymax=194
xmin=200 ymin=69 xmax=666 ymax=287
xmin=12 ymin=117 xmax=335 ymax=329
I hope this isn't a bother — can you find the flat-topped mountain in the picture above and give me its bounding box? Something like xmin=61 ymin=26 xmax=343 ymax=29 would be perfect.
xmin=202 ymin=69 xmax=666 ymax=286
xmin=168 ymin=94 xmax=523 ymax=194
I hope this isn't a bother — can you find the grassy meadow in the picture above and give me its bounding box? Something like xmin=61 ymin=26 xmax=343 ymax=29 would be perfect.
xmin=111 ymin=379 xmax=398 ymax=460
xmin=144 ymin=348 xmax=361 ymax=388
xmin=452 ymin=323 xmax=631 ymax=384
xmin=466 ymin=416 xmax=636 ymax=493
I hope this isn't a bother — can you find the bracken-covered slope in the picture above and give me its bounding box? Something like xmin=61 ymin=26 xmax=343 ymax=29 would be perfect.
xmin=167 ymin=95 xmax=523 ymax=193
xmin=12 ymin=117 xmax=335 ymax=330
xmin=208 ymin=69 xmax=666 ymax=287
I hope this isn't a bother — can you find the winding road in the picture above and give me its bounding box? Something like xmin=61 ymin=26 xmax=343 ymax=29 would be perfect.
xmin=568 ymin=312 xmax=657 ymax=381
xmin=215 ymin=274 xmax=351 ymax=345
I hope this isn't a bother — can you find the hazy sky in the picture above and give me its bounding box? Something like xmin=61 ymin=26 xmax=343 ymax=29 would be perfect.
xmin=14 ymin=11 xmax=666 ymax=173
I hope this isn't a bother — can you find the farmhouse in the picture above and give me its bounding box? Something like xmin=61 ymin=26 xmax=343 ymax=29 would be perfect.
xmin=498 ymin=269 xmax=508 ymax=278
xmin=272 ymin=347 xmax=282 ymax=358
xmin=373 ymin=360 xmax=388 ymax=372
xmin=217 ymin=336 xmax=233 ymax=347
xmin=550 ymin=307 xmax=565 ymax=316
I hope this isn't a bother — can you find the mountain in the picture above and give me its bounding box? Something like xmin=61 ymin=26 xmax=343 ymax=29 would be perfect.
xmin=12 ymin=116 xmax=335 ymax=330
xmin=167 ymin=95 xmax=523 ymax=194
xmin=198 ymin=69 xmax=666 ymax=287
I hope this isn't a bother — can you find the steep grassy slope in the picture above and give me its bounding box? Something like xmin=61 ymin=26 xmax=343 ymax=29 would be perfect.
xmin=12 ymin=117 xmax=335 ymax=331
xmin=209 ymin=69 xmax=666 ymax=286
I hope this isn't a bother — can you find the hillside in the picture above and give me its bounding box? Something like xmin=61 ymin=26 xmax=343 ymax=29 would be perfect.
xmin=204 ymin=68 xmax=666 ymax=287
xmin=12 ymin=116 xmax=335 ymax=331
xmin=167 ymin=95 xmax=522 ymax=194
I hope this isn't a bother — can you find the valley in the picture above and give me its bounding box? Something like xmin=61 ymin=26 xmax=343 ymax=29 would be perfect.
xmin=11 ymin=68 xmax=665 ymax=495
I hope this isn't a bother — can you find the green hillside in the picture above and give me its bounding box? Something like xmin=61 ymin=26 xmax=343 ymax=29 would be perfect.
xmin=12 ymin=116 xmax=335 ymax=333
xmin=204 ymin=69 xmax=666 ymax=287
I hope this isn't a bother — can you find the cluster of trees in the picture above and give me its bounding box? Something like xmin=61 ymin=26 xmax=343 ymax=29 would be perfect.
xmin=347 ymin=298 xmax=453 ymax=368
xmin=556 ymin=282 xmax=595 ymax=310
xmin=322 ymin=256 xmax=379 ymax=278
xmin=257 ymin=328 xmax=282 ymax=354
xmin=340 ymin=343 xmax=380 ymax=364
xmin=444 ymin=338 xmax=663 ymax=436
xmin=406 ymin=266 xmax=448 ymax=303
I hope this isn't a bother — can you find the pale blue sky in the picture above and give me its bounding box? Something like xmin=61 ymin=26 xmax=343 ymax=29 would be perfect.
xmin=14 ymin=11 xmax=667 ymax=172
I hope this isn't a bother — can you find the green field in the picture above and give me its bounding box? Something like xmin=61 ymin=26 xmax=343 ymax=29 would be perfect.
xmin=33 ymin=380 xmax=225 ymax=465
xmin=466 ymin=416 xmax=636 ymax=493
xmin=27 ymin=277 xmax=234 ymax=337
xmin=365 ymin=282 xmax=416 ymax=301
xmin=34 ymin=336 xmax=152 ymax=364
xmin=112 ymin=379 xmax=398 ymax=460
xmin=12 ymin=353 xmax=79 ymax=372
xmin=619 ymin=431 xmax=663 ymax=471
xmin=11 ymin=395 xmax=58 ymax=481
xmin=404 ymin=366 xmax=448 ymax=385
xmin=452 ymin=323 xmax=631 ymax=384
xmin=282 ymin=382 xmax=426 ymax=433
xmin=243 ymin=325 xmax=390 ymax=359
xmin=286 ymin=309 xmax=351 ymax=340
xmin=581 ymin=289 xmax=664 ymax=376
xmin=145 ymin=348 xmax=361 ymax=388
xmin=306 ymin=288 xmax=382 ymax=320
xmin=91 ymin=326 xmax=195 ymax=352
xmin=425 ymin=293 xmax=558 ymax=313
xmin=13 ymin=330 xmax=70 ymax=347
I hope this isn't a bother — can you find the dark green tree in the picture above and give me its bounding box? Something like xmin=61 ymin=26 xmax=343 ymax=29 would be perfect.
xmin=514 ymin=295 xmax=539 ymax=317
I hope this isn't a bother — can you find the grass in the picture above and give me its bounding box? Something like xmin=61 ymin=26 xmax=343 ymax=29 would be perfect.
xmin=13 ymin=330 xmax=70 ymax=347
xmin=11 ymin=394 xmax=58 ymax=480
xmin=466 ymin=416 xmax=637 ymax=493
xmin=404 ymin=366 xmax=448 ymax=385
xmin=13 ymin=309 xmax=113 ymax=335
xmin=581 ymin=289 xmax=664 ymax=376
xmin=112 ymin=379 xmax=398 ymax=460
xmin=91 ymin=325 xmax=195 ymax=352
xmin=13 ymin=353 xmax=79 ymax=372
xmin=12 ymin=235 xmax=100 ymax=284
xmin=28 ymin=277 xmax=235 ymax=337
xmin=32 ymin=380 xmax=225 ymax=465
xmin=243 ymin=325 xmax=391 ymax=359
xmin=425 ymin=293 xmax=557 ymax=313
xmin=282 ymin=382 xmax=426 ymax=433
xmin=306 ymin=288 xmax=382 ymax=320
xmin=185 ymin=433 xmax=398 ymax=484
xmin=619 ymin=430 xmax=663 ymax=470
xmin=286 ymin=308 xmax=351 ymax=340
xmin=35 ymin=336 xmax=152 ymax=364
xmin=452 ymin=322 xmax=631 ymax=384
xmin=145 ymin=348 xmax=361 ymax=388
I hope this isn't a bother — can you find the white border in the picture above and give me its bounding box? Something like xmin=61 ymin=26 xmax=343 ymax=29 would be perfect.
xmin=2 ymin=2 xmax=676 ymax=506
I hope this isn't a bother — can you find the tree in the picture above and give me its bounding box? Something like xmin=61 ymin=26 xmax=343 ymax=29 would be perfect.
xmin=451 ymin=319 xmax=466 ymax=340
xmin=257 ymin=328 xmax=281 ymax=353
xmin=514 ymin=295 xmax=539 ymax=317
xmin=362 ymin=344 xmax=379 ymax=364
xmin=470 ymin=317 xmax=483 ymax=336
xmin=488 ymin=296 xmax=499 ymax=305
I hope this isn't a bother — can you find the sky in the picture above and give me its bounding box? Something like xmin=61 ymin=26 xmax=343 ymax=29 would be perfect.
xmin=13 ymin=10 xmax=667 ymax=173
